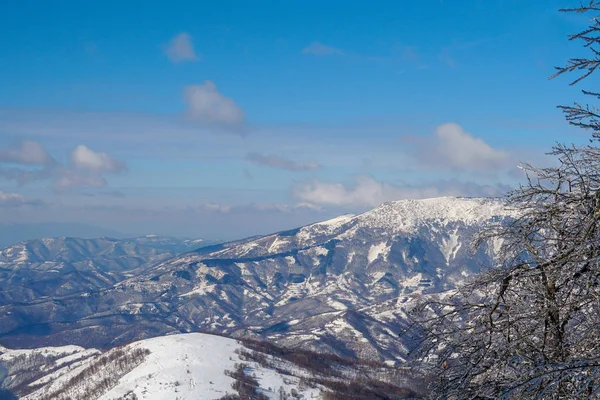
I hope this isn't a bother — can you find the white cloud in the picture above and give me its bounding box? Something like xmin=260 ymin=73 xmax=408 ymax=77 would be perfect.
xmin=411 ymin=123 xmax=511 ymax=171
xmin=0 ymin=143 xmax=125 ymax=191
xmin=0 ymin=140 xmax=54 ymax=165
xmin=201 ymin=202 xmax=232 ymax=214
xmin=70 ymin=145 xmax=126 ymax=172
xmin=0 ymin=191 xmax=43 ymax=207
xmin=184 ymin=81 xmax=244 ymax=126
xmin=292 ymin=175 xmax=510 ymax=207
xmin=246 ymin=152 xmax=319 ymax=171
xmin=302 ymin=42 xmax=343 ymax=56
xmin=164 ymin=32 xmax=198 ymax=62
xmin=293 ymin=175 xmax=414 ymax=207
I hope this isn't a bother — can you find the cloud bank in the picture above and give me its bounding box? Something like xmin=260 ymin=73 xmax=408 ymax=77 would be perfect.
xmin=292 ymin=174 xmax=510 ymax=207
xmin=0 ymin=191 xmax=44 ymax=207
xmin=0 ymin=141 xmax=126 ymax=191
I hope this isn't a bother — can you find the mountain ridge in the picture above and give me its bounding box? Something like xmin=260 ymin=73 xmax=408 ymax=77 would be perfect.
xmin=0 ymin=196 xmax=515 ymax=363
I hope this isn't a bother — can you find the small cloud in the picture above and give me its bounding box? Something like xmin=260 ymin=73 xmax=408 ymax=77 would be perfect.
xmin=70 ymin=145 xmax=126 ymax=172
xmin=0 ymin=191 xmax=44 ymax=207
xmin=164 ymin=32 xmax=199 ymax=63
xmin=0 ymin=140 xmax=55 ymax=166
xmin=246 ymin=152 xmax=320 ymax=171
xmin=410 ymin=123 xmax=511 ymax=171
xmin=201 ymin=202 xmax=232 ymax=214
xmin=302 ymin=42 xmax=343 ymax=56
xmin=184 ymin=81 xmax=245 ymax=127
xmin=292 ymin=175 xmax=510 ymax=207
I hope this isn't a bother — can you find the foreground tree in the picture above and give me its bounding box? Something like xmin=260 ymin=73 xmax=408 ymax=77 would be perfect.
xmin=408 ymin=3 xmax=600 ymax=399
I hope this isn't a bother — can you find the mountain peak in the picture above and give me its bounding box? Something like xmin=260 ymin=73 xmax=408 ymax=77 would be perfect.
xmin=355 ymin=196 xmax=512 ymax=234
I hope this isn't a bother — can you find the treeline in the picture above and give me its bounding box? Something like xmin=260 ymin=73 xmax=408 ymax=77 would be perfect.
xmin=218 ymin=362 xmax=269 ymax=400
xmin=2 ymin=349 xmax=84 ymax=395
xmin=35 ymin=347 xmax=150 ymax=400
xmin=232 ymin=338 xmax=426 ymax=399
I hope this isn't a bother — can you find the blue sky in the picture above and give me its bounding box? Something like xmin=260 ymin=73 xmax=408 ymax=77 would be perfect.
xmin=0 ymin=0 xmax=593 ymax=239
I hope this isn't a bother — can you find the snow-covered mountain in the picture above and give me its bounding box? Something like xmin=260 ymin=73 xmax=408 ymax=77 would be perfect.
xmin=0 ymin=332 xmax=423 ymax=400
xmin=0 ymin=236 xmax=210 ymax=304
xmin=0 ymin=197 xmax=515 ymax=361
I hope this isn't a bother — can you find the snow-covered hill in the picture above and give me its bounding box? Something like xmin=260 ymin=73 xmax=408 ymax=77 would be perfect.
xmin=0 ymin=197 xmax=515 ymax=362
xmin=0 ymin=332 xmax=422 ymax=400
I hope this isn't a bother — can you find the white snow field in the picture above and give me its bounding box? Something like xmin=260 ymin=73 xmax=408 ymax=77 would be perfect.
xmin=1 ymin=333 xmax=321 ymax=400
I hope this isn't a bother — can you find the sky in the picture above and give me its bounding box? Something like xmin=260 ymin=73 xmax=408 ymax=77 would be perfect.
xmin=0 ymin=0 xmax=595 ymax=239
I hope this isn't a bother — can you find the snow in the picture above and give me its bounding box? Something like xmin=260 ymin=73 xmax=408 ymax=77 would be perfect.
xmin=440 ymin=229 xmax=461 ymax=265
xmin=400 ymin=273 xmax=423 ymax=289
xmin=368 ymin=242 xmax=390 ymax=264
xmin=97 ymin=334 xmax=230 ymax=399
xmin=327 ymin=299 xmax=348 ymax=310
xmin=295 ymin=214 xmax=355 ymax=245
xmin=89 ymin=333 xmax=319 ymax=400
xmin=118 ymin=303 xmax=146 ymax=314
xmin=371 ymin=271 xmax=386 ymax=281
xmin=15 ymin=245 xmax=29 ymax=263
xmin=313 ymin=214 xmax=355 ymax=228
xmin=312 ymin=246 xmax=329 ymax=257
xmin=267 ymin=237 xmax=289 ymax=253
xmin=356 ymin=197 xmax=515 ymax=234
xmin=491 ymin=237 xmax=504 ymax=255
xmin=236 ymin=241 xmax=260 ymax=257
xmin=0 ymin=345 xmax=87 ymax=361
xmin=55 ymin=349 xmax=100 ymax=366
xmin=347 ymin=250 xmax=356 ymax=264
xmin=285 ymin=256 xmax=295 ymax=264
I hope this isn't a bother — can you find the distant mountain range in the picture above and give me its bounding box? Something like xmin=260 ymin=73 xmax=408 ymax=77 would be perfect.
xmin=0 ymin=222 xmax=128 ymax=249
xmin=0 ymin=235 xmax=215 ymax=306
xmin=0 ymin=197 xmax=515 ymax=364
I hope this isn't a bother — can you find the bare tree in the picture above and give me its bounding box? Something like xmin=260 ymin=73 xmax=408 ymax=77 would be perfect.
xmin=408 ymin=3 xmax=600 ymax=399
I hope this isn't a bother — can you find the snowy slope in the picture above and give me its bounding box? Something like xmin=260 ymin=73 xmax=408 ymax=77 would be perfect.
xmin=2 ymin=332 xmax=414 ymax=400
xmin=98 ymin=333 xmax=320 ymax=400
